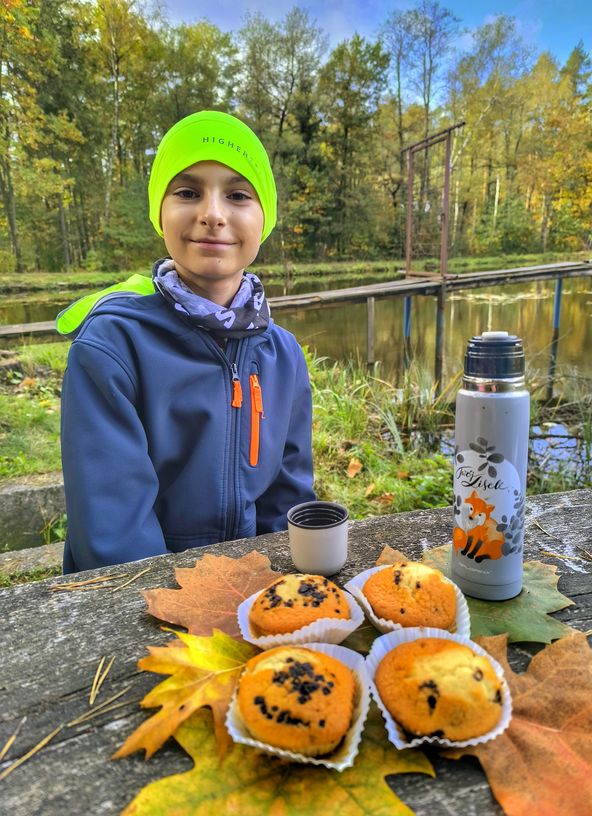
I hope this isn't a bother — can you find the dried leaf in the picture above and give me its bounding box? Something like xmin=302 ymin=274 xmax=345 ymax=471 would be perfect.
xmin=422 ymin=544 xmax=575 ymax=642
xmin=113 ymin=630 xmax=256 ymax=761
xmin=143 ymin=551 xmax=279 ymax=637
xmin=346 ymin=457 xmax=363 ymax=478
xmin=376 ymin=545 xmax=416 ymax=566
xmin=376 ymin=493 xmax=395 ymax=506
xmin=121 ymin=705 xmax=434 ymax=815
xmin=448 ymin=633 xmax=592 ymax=816
xmin=396 ymin=471 xmax=410 ymax=480
xmin=364 ymin=482 xmax=376 ymax=498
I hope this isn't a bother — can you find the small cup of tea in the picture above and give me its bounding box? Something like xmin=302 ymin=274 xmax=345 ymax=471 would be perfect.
xmin=287 ymin=501 xmax=349 ymax=576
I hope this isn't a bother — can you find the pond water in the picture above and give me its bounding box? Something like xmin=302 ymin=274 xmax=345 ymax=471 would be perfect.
xmin=2 ymin=275 xmax=591 ymax=398
xmin=277 ymin=277 xmax=592 ymax=397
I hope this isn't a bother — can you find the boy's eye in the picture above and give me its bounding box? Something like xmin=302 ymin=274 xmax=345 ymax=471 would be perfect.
xmin=174 ymin=188 xmax=198 ymax=199
xmin=228 ymin=191 xmax=251 ymax=201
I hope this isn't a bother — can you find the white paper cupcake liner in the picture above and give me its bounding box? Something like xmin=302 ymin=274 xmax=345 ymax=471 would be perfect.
xmin=237 ymin=587 xmax=365 ymax=647
xmin=365 ymin=627 xmax=512 ymax=749
xmin=344 ymin=565 xmax=471 ymax=638
xmin=226 ymin=642 xmax=371 ymax=771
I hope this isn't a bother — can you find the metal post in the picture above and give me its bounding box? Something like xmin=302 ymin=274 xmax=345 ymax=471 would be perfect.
xmin=403 ymin=296 xmax=412 ymax=369
xmin=405 ymin=150 xmax=414 ymax=278
xmin=546 ymin=277 xmax=563 ymax=401
xmin=367 ymin=296 xmax=375 ymax=368
xmin=434 ymin=131 xmax=452 ymax=396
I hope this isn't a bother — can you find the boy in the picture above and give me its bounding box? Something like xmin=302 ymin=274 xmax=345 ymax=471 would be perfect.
xmin=58 ymin=111 xmax=315 ymax=573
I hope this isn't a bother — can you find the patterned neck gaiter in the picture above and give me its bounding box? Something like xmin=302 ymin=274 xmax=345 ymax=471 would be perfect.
xmin=153 ymin=258 xmax=270 ymax=339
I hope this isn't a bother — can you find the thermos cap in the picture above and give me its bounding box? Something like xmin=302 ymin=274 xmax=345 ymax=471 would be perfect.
xmin=464 ymin=331 xmax=525 ymax=380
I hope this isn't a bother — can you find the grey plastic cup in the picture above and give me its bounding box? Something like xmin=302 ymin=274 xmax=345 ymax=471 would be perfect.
xmin=287 ymin=501 xmax=349 ymax=576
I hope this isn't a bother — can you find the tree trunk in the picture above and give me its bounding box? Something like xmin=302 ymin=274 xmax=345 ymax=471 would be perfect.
xmin=492 ymin=174 xmax=500 ymax=229
xmin=0 ymin=155 xmax=24 ymax=273
xmin=540 ymin=194 xmax=552 ymax=251
xmin=58 ymin=195 xmax=71 ymax=268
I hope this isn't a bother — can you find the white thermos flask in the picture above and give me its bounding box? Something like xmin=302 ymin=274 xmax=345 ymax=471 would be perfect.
xmin=451 ymin=331 xmax=530 ymax=600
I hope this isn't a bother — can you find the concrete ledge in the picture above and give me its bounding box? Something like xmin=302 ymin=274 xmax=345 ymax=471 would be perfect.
xmin=0 ymin=475 xmax=65 ymax=550
xmin=0 ymin=541 xmax=64 ymax=575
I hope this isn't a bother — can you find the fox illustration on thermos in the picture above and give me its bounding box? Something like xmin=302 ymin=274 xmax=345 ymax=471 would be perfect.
xmin=453 ymin=491 xmax=505 ymax=562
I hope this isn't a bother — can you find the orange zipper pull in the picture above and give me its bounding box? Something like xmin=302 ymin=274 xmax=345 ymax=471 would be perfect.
xmin=231 ymin=364 xmax=242 ymax=408
xmin=249 ymin=374 xmax=264 ymax=466
xmin=250 ymin=374 xmax=264 ymax=417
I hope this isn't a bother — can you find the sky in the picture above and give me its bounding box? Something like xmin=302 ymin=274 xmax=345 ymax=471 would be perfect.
xmin=163 ymin=0 xmax=590 ymax=66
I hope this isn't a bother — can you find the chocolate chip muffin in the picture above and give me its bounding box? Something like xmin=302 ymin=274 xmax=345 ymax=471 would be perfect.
xmin=362 ymin=563 xmax=456 ymax=629
xmin=375 ymin=637 xmax=503 ymax=741
xmin=249 ymin=574 xmax=350 ymax=636
xmin=237 ymin=646 xmax=355 ymax=755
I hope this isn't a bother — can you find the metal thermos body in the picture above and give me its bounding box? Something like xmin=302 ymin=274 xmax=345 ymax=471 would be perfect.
xmin=451 ymin=332 xmax=530 ymax=600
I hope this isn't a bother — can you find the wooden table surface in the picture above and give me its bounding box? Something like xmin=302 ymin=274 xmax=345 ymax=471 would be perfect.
xmin=1 ymin=489 xmax=590 ymax=816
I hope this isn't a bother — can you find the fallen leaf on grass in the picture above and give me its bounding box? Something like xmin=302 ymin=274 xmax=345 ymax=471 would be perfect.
xmin=346 ymin=457 xmax=363 ymax=478
xmin=422 ymin=544 xmax=575 ymax=642
xmin=447 ymin=632 xmax=592 ymax=816
xmin=143 ymin=550 xmax=278 ymax=638
xmin=113 ymin=630 xmax=256 ymax=761
xmin=121 ymin=704 xmax=434 ymax=816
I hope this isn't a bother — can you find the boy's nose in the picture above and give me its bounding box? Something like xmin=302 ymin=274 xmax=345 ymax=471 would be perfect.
xmin=198 ymin=193 xmax=227 ymax=227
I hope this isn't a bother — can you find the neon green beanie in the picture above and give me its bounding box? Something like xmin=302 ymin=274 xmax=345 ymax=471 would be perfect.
xmin=148 ymin=110 xmax=277 ymax=243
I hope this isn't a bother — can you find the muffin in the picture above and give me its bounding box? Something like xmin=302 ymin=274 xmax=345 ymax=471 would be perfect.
xmin=375 ymin=637 xmax=503 ymax=741
xmin=249 ymin=574 xmax=350 ymax=636
xmin=362 ymin=562 xmax=456 ymax=629
xmin=237 ymin=646 xmax=356 ymax=755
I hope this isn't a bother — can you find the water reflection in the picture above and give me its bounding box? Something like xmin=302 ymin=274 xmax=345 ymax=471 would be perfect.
xmin=277 ymin=278 xmax=592 ymax=398
xmin=2 ymin=277 xmax=591 ymax=400
xmin=441 ymin=422 xmax=588 ymax=479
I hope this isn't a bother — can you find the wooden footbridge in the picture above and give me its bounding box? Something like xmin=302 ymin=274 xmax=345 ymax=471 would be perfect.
xmin=1 ymin=260 xmax=590 ymax=340
xmin=1 ymin=259 xmax=591 ymax=398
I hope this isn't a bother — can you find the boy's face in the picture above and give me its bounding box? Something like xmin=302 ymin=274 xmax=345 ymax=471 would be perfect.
xmin=160 ymin=161 xmax=264 ymax=303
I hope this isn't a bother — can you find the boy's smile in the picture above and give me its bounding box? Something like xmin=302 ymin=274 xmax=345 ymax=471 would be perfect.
xmin=160 ymin=161 xmax=264 ymax=306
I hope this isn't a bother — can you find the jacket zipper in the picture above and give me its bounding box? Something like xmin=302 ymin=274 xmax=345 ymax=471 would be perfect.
xmin=226 ymin=341 xmax=244 ymax=539
xmin=249 ymin=373 xmax=264 ymax=466
xmin=231 ymin=363 xmax=243 ymax=407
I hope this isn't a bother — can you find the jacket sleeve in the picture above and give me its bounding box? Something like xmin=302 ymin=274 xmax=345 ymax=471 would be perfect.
xmin=255 ymin=347 xmax=316 ymax=534
xmin=61 ymin=338 xmax=167 ymax=572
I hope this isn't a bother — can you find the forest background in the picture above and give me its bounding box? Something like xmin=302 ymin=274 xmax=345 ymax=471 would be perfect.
xmin=2 ymin=0 xmax=591 ymax=276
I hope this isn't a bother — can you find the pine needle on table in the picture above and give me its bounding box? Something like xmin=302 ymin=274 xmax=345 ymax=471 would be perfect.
xmin=49 ymin=573 xmax=127 ymax=592
xmin=0 ymin=725 xmax=62 ymax=783
xmin=68 ymin=686 xmax=132 ymax=727
xmin=89 ymin=655 xmax=115 ymax=706
xmin=532 ymin=518 xmax=563 ymax=542
xmin=111 ymin=567 xmax=151 ymax=592
xmin=0 ymin=717 xmax=27 ymax=762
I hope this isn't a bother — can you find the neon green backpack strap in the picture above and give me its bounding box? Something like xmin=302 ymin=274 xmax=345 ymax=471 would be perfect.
xmin=56 ymin=274 xmax=156 ymax=337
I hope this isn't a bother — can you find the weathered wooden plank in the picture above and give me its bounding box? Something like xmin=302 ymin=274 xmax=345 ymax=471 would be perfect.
xmin=0 ymin=490 xmax=590 ymax=815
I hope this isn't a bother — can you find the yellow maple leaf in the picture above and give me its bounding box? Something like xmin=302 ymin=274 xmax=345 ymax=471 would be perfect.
xmin=113 ymin=629 xmax=257 ymax=761
xmin=121 ymin=705 xmax=434 ymax=815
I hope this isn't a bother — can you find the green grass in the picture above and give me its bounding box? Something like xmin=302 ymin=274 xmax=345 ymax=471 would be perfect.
xmin=0 ymin=343 xmax=589 ymax=513
xmin=0 ymin=565 xmax=62 ymax=587
xmin=0 ymin=351 xmax=63 ymax=479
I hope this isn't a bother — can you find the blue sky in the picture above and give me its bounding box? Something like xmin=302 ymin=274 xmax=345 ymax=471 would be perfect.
xmin=163 ymin=0 xmax=589 ymax=66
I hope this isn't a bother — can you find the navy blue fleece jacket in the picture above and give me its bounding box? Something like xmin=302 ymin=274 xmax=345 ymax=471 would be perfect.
xmin=60 ymin=289 xmax=315 ymax=573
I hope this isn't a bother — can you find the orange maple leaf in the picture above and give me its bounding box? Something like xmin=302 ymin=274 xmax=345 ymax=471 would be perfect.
xmin=113 ymin=629 xmax=257 ymax=761
xmin=451 ymin=632 xmax=592 ymax=816
xmin=346 ymin=457 xmax=363 ymax=478
xmin=143 ymin=550 xmax=279 ymax=638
